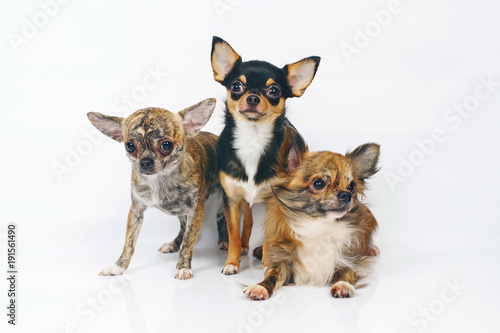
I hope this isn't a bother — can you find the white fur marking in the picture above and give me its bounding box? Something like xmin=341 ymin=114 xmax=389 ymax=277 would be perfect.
xmin=141 ymin=171 xmax=181 ymax=212
xmin=135 ymin=127 xmax=145 ymax=136
xmin=222 ymin=264 xmax=239 ymax=275
xmin=233 ymin=120 xmax=274 ymax=205
xmin=244 ymin=285 xmax=269 ymax=300
xmin=331 ymin=281 xmax=355 ymax=298
xmin=175 ymin=268 xmax=193 ymax=280
xmin=158 ymin=242 xmax=177 ymax=253
xmin=99 ymin=264 xmax=125 ymax=276
xmin=290 ymin=216 xmax=354 ymax=286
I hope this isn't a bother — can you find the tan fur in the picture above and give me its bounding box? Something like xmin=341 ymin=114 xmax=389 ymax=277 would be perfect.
xmin=226 ymin=90 xmax=285 ymax=123
xmin=245 ymin=143 xmax=381 ymax=300
xmin=211 ymin=42 xmax=240 ymax=83
xmin=240 ymin=201 xmax=253 ymax=254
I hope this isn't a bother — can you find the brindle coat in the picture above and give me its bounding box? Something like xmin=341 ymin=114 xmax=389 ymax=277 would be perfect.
xmin=88 ymin=98 xmax=227 ymax=279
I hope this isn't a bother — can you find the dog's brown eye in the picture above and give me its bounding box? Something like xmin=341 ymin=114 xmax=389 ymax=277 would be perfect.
xmin=125 ymin=141 xmax=136 ymax=153
xmin=313 ymin=178 xmax=326 ymax=191
xmin=348 ymin=181 xmax=355 ymax=193
xmin=231 ymin=82 xmax=244 ymax=94
xmin=161 ymin=140 xmax=173 ymax=154
xmin=268 ymin=85 xmax=281 ymax=98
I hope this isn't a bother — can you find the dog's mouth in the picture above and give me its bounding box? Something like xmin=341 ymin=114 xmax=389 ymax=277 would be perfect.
xmin=320 ymin=205 xmax=350 ymax=217
xmin=327 ymin=208 xmax=348 ymax=214
xmin=240 ymin=108 xmax=266 ymax=120
xmin=137 ymin=169 xmax=157 ymax=176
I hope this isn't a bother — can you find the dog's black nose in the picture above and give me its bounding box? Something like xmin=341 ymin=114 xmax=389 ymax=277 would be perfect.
xmin=139 ymin=158 xmax=155 ymax=172
xmin=246 ymin=95 xmax=260 ymax=106
xmin=337 ymin=191 xmax=352 ymax=204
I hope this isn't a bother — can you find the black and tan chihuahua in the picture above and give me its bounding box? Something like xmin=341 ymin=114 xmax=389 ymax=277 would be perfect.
xmin=211 ymin=36 xmax=320 ymax=275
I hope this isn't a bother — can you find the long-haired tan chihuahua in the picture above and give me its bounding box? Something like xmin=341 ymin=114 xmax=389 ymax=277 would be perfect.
xmin=87 ymin=98 xmax=225 ymax=280
xmin=245 ymin=141 xmax=381 ymax=300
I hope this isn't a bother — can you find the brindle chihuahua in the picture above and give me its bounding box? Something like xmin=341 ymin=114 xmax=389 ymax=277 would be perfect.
xmin=87 ymin=98 xmax=225 ymax=279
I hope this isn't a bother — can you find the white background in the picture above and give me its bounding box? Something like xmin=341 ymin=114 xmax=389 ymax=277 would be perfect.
xmin=1 ymin=0 xmax=500 ymax=332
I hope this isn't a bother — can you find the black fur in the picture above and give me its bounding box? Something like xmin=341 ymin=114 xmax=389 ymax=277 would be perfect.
xmin=224 ymin=61 xmax=293 ymax=100
xmin=217 ymin=107 xmax=248 ymax=181
xmin=217 ymin=103 xmax=301 ymax=186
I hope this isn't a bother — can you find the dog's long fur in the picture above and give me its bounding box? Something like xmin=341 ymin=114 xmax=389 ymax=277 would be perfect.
xmin=87 ymin=98 xmax=226 ymax=279
xmin=211 ymin=36 xmax=320 ymax=275
xmin=245 ymin=142 xmax=381 ymax=300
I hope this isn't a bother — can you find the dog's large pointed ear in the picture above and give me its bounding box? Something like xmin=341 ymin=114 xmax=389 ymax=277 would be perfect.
xmin=87 ymin=112 xmax=124 ymax=142
xmin=346 ymin=143 xmax=380 ymax=180
xmin=283 ymin=128 xmax=309 ymax=174
xmin=178 ymin=98 xmax=216 ymax=136
xmin=282 ymin=56 xmax=320 ymax=97
xmin=211 ymin=36 xmax=242 ymax=84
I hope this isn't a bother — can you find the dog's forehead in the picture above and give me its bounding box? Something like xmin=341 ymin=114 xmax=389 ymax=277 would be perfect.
xmin=304 ymin=152 xmax=353 ymax=179
xmin=236 ymin=61 xmax=287 ymax=88
xmin=125 ymin=108 xmax=179 ymax=140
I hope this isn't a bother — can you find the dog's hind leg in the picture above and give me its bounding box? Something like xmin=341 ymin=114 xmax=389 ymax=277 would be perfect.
xmin=216 ymin=204 xmax=229 ymax=250
xmin=158 ymin=216 xmax=186 ymax=254
xmin=175 ymin=201 xmax=205 ymax=280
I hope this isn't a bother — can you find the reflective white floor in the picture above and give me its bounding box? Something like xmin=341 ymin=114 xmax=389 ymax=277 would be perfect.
xmin=4 ymin=167 xmax=500 ymax=333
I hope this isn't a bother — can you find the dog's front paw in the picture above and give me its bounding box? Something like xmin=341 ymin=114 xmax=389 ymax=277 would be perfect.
xmin=99 ymin=264 xmax=125 ymax=276
xmin=330 ymin=281 xmax=355 ymax=298
xmin=365 ymin=245 xmax=380 ymax=256
xmin=175 ymin=268 xmax=193 ymax=280
xmin=158 ymin=242 xmax=179 ymax=253
xmin=222 ymin=264 xmax=239 ymax=275
xmin=218 ymin=241 xmax=228 ymax=250
xmin=241 ymin=246 xmax=249 ymax=256
xmin=244 ymin=285 xmax=269 ymax=301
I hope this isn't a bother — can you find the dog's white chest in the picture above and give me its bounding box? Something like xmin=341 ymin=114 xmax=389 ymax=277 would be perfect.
xmin=291 ymin=217 xmax=354 ymax=286
xmin=226 ymin=178 xmax=270 ymax=206
xmin=147 ymin=180 xmax=163 ymax=208
xmin=233 ymin=121 xmax=273 ymax=205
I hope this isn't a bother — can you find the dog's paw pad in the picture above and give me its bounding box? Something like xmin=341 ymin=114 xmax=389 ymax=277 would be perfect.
xmin=158 ymin=242 xmax=178 ymax=254
xmin=174 ymin=268 xmax=193 ymax=280
xmin=218 ymin=241 xmax=228 ymax=250
xmin=330 ymin=281 xmax=355 ymax=299
xmin=222 ymin=264 xmax=239 ymax=275
xmin=241 ymin=246 xmax=249 ymax=256
xmin=365 ymin=245 xmax=380 ymax=256
xmin=244 ymin=285 xmax=269 ymax=301
xmin=99 ymin=264 xmax=125 ymax=276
